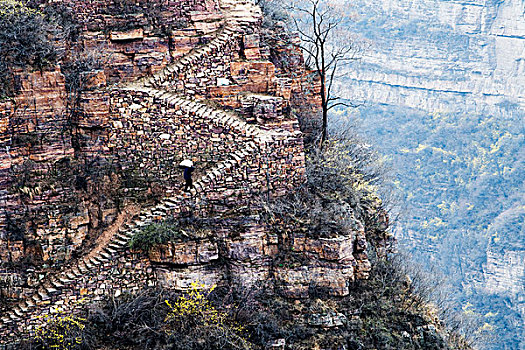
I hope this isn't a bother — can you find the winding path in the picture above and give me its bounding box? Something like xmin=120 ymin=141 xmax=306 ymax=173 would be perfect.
xmin=0 ymin=0 xmax=293 ymax=341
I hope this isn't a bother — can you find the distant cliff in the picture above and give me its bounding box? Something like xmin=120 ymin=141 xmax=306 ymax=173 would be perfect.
xmin=335 ymin=0 xmax=525 ymax=348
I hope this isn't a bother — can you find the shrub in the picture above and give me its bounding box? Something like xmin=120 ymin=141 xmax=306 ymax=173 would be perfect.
xmin=88 ymin=288 xmax=173 ymax=349
xmin=128 ymin=221 xmax=179 ymax=252
xmin=340 ymin=253 xmax=475 ymax=350
xmin=261 ymin=130 xmax=389 ymax=240
xmin=60 ymin=48 xmax=105 ymax=129
xmin=0 ymin=0 xmax=57 ymax=98
xmin=129 ymin=217 xmax=215 ymax=253
xmin=255 ymin=0 xmax=289 ymax=29
xmin=32 ymin=306 xmax=94 ymax=350
xmin=164 ymin=282 xmax=251 ymax=350
xmin=87 ymin=285 xmax=252 ymax=349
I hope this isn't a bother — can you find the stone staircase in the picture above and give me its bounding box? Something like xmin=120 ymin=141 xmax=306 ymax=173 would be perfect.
xmin=0 ymin=0 xmax=281 ymax=341
xmin=129 ymin=0 xmax=261 ymax=90
xmin=0 ymin=139 xmax=259 ymax=320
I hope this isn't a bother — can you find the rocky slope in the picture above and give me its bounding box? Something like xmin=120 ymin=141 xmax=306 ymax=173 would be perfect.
xmin=0 ymin=0 xmax=378 ymax=346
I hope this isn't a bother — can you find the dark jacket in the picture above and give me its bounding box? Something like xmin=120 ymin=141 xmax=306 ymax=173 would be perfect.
xmin=183 ymin=167 xmax=195 ymax=180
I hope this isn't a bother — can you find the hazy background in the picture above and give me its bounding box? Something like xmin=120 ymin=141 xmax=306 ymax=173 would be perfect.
xmin=329 ymin=0 xmax=524 ymax=348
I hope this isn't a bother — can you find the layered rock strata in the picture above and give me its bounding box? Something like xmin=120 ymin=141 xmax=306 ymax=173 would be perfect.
xmin=0 ymin=0 xmax=380 ymax=345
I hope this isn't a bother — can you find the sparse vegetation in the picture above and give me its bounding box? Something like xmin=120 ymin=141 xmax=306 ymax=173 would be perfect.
xmin=84 ymin=269 xmax=473 ymax=349
xmin=164 ymin=282 xmax=252 ymax=350
xmin=0 ymin=0 xmax=58 ymax=98
xmin=30 ymin=301 xmax=94 ymax=350
xmin=343 ymin=254 xmax=474 ymax=350
xmin=262 ymin=129 xmax=388 ymax=240
xmin=60 ymin=284 xmax=250 ymax=350
xmin=351 ymin=104 xmax=525 ymax=348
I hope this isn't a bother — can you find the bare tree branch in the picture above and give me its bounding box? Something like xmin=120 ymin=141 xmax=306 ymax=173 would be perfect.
xmin=286 ymin=0 xmax=361 ymax=147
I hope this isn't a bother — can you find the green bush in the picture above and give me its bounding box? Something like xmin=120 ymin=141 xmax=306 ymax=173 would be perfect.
xmin=129 ymin=217 xmax=212 ymax=252
xmin=128 ymin=221 xmax=179 ymax=252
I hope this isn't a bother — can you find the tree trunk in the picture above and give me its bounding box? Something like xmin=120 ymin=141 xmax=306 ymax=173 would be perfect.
xmin=320 ymin=72 xmax=328 ymax=149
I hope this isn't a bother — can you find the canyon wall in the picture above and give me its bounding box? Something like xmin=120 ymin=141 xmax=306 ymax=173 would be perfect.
xmin=338 ymin=0 xmax=525 ymax=115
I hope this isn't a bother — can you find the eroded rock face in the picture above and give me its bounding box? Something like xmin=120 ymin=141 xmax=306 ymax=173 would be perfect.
xmin=337 ymin=0 xmax=525 ymax=115
xmin=0 ymin=0 xmax=386 ymax=343
xmin=149 ymin=240 xmax=219 ymax=265
xmin=147 ymin=213 xmax=377 ymax=300
xmin=274 ymin=232 xmax=372 ymax=298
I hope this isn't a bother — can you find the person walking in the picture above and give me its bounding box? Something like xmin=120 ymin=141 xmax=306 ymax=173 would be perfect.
xmin=180 ymin=159 xmax=195 ymax=192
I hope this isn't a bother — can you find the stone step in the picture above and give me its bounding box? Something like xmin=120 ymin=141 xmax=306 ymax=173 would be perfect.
xmin=45 ymin=287 xmax=58 ymax=294
xmin=77 ymin=264 xmax=89 ymax=274
xmin=100 ymin=248 xmax=113 ymax=257
xmin=58 ymin=276 xmax=74 ymax=284
xmin=91 ymin=252 xmax=108 ymax=264
xmin=69 ymin=268 xmax=82 ymax=277
xmin=104 ymin=246 xmax=118 ymax=255
xmin=152 ymin=209 xmax=166 ymax=215
xmin=133 ymin=220 xmax=149 ymax=227
xmin=9 ymin=313 xmax=21 ymax=321
xmin=51 ymin=280 xmax=65 ymax=288
xmin=115 ymin=231 xmax=132 ymax=240
xmin=89 ymin=258 xmax=101 ymax=266
xmin=107 ymin=242 xmax=124 ymax=250
xmin=118 ymin=230 xmax=135 ymax=239
xmin=37 ymin=290 xmax=49 ymax=300
xmin=113 ymin=237 xmax=129 ymax=246
xmin=13 ymin=307 xmax=23 ymax=317
xmin=65 ymin=271 xmax=77 ymax=280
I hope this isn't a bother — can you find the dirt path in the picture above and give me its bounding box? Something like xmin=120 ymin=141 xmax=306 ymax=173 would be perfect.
xmin=86 ymin=204 xmax=141 ymax=260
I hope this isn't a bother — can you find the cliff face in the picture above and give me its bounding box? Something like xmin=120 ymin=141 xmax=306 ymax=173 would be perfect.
xmin=335 ymin=0 xmax=524 ymax=347
xmin=0 ymin=0 xmax=223 ymax=268
xmin=0 ymin=0 xmax=382 ymax=344
xmin=338 ymin=0 xmax=525 ymax=115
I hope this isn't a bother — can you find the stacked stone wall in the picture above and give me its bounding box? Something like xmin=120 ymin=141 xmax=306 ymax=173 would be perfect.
xmin=49 ymin=0 xmax=217 ymax=31
xmin=0 ymin=0 xmax=226 ymax=274
xmin=0 ymin=69 xmax=77 ymax=269
xmin=1 ymin=250 xmax=155 ymax=343
xmin=108 ymin=88 xmax=306 ymax=210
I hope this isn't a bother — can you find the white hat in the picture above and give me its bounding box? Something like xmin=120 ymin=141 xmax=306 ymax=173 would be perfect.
xmin=179 ymin=159 xmax=194 ymax=167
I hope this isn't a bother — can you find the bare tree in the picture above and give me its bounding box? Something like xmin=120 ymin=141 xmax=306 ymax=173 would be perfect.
xmin=286 ymin=0 xmax=362 ymax=147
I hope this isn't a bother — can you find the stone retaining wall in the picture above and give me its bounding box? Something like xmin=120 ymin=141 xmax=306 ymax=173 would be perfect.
xmin=1 ymin=250 xmax=155 ymax=343
xmin=108 ymin=88 xmax=306 ymax=210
